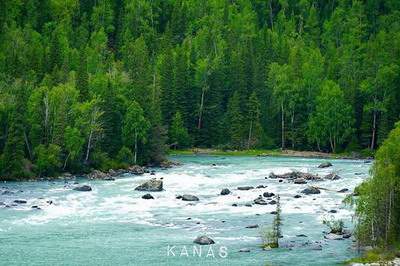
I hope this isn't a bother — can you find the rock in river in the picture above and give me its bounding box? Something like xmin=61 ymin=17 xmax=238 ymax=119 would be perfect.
xmin=301 ymin=186 xmax=320 ymax=195
xmin=338 ymin=188 xmax=349 ymax=193
xmin=246 ymin=224 xmax=259 ymax=229
xmin=318 ymin=162 xmax=332 ymax=168
xmin=263 ymin=192 xmax=275 ymax=197
xmin=254 ymin=196 xmax=268 ymax=205
xmin=87 ymin=170 xmax=107 ymax=179
xmin=181 ymin=194 xmax=199 ymax=201
xmin=324 ymin=173 xmax=341 ymax=180
xmin=324 ymin=233 xmax=344 ymax=240
xmin=220 ymin=188 xmax=231 ymax=195
xmin=142 ymin=193 xmax=154 ymax=199
xmin=73 ymin=185 xmax=92 ymax=192
xmin=237 ymin=186 xmax=254 ymax=191
xmin=135 ymin=178 xmax=163 ymax=192
xmin=14 ymin=199 xmax=27 ymax=204
xmin=269 ymin=171 xmax=321 ymax=181
xmin=294 ymin=178 xmax=307 ymax=184
xmin=239 ymin=248 xmax=250 ymax=252
xmin=194 ymin=236 xmax=215 ymax=245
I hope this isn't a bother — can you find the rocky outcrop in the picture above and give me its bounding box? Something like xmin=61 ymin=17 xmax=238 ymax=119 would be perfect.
xmin=135 ymin=178 xmax=163 ymax=191
xmin=181 ymin=194 xmax=199 ymax=201
xmin=268 ymin=171 xmax=321 ymax=181
xmin=127 ymin=165 xmax=145 ymax=175
xmin=318 ymin=162 xmax=332 ymax=168
xmin=220 ymin=188 xmax=231 ymax=195
xmin=193 ymin=236 xmax=215 ymax=245
xmin=301 ymin=186 xmax=321 ymax=195
xmin=88 ymin=170 xmax=107 ymax=179
xmin=73 ymin=185 xmax=92 ymax=192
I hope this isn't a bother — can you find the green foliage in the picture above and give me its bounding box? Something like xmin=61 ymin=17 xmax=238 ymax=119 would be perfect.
xmin=169 ymin=112 xmax=191 ymax=148
xmin=34 ymin=144 xmax=61 ymax=176
xmin=323 ymin=216 xmax=344 ymax=234
xmin=1 ymin=0 xmax=400 ymax=180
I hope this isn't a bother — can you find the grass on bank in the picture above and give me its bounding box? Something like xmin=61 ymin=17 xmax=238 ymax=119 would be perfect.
xmin=345 ymin=248 xmax=400 ymax=264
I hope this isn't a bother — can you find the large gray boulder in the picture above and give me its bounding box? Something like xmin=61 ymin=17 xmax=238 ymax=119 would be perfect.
xmin=181 ymin=194 xmax=199 ymax=201
xmin=301 ymin=186 xmax=320 ymax=195
xmin=135 ymin=178 xmax=163 ymax=191
xmin=318 ymin=162 xmax=332 ymax=168
xmin=193 ymin=236 xmax=215 ymax=245
xmin=88 ymin=170 xmax=107 ymax=179
xmin=128 ymin=165 xmax=146 ymax=175
xmin=73 ymin=185 xmax=92 ymax=192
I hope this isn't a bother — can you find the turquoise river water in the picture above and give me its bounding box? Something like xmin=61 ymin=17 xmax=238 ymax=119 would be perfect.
xmin=0 ymin=155 xmax=371 ymax=266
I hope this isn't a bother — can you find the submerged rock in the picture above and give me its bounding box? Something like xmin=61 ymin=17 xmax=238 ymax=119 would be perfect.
xmin=220 ymin=188 xmax=231 ymax=195
xmin=256 ymin=185 xmax=267 ymax=188
xmin=294 ymin=194 xmax=302 ymax=198
xmin=14 ymin=199 xmax=27 ymax=204
xmin=246 ymin=224 xmax=259 ymax=229
xmin=181 ymin=194 xmax=199 ymax=201
xmin=135 ymin=178 xmax=163 ymax=192
xmin=301 ymin=186 xmax=321 ymax=195
xmin=193 ymin=236 xmax=215 ymax=245
xmin=73 ymin=185 xmax=92 ymax=192
xmin=318 ymin=162 xmax=332 ymax=168
xmin=269 ymin=200 xmax=277 ymax=205
xmin=239 ymin=248 xmax=250 ymax=252
xmin=31 ymin=205 xmax=41 ymax=210
xmin=338 ymin=188 xmax=349 ymax=193
xmin=142 ymin=193 xmax=154 ymax=199
xmin=237 ymin=186 xmax=254 ymax=191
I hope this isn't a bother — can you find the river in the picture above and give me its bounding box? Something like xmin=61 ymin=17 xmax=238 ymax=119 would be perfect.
xmin=0 ymin=155 xmax=370 ymax=266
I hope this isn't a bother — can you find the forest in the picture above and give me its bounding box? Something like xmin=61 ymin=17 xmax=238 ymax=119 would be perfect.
xmin=1 ymin=0 xmax=400 ymax=180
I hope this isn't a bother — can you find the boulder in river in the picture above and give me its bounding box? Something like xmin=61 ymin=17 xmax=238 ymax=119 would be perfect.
xmin=88 ymin=170 xmax=108 ymax=179
xmin=135 ymin=178 xmax=163 ymax=191
xmin=239 ymin=248 xmax=250 ymax=252
xmin=193 ymin=236 xmax=215 ymax=245
xmin=338 ymin=188 xmax=349 ymax=193
xmin=254 ymin=196 xmax=268 ymax=205
xmin=142 ymin=193 xmax=154 ymax=199
xmin=14 ymin=199 xmax=27 ymax=204
xmin=128 ymin=165 xmax=146 ymax=175
xmin=324 ymin=173 xmax=341 ymax=180
xmin=268 ymin=171 xmax=321 ymax=181
xmin=73 ymin=185 xmax=92 ymax=192
xmin=301 ymin=186 xmax=321 ymax=195
xmin=294 ymin=194 xmax=302 ymax=198
xmin=324 ymin=233 xmax=344 ymax=240
xmin=269 ymin=200 xmax=277 ymax=205
xmin=263 ymin=192 xmax=275 ymax=197
xmin=237 ymin=186 xmax=254 ymax=191
xmin=181 ymin=194 xmax=199 ymax=201
xmin=294 ymin=178 xmax=307 ymax=184
xmin=220 ymin=188 xmax=231 ymax=195
xmin=245 ymin=224 xmax=259 ymax=229
xmin=318 ymin=162 xmax=332 ymax=168
xmin=31 ymin=205 xmax=41 ymax=210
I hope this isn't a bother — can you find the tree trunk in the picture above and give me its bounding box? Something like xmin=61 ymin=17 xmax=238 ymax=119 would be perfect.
xmin=63 ymin=152 xmax=70 ymax=170
xmin=269 ymin=0 xmax=274 ymax=29
xmin=247 ymin=120 xmax=253 ymax=150
xmin=134 ymin=131 xmax=138 ymax=164
xmin=23 ymin=130 xmax=32 ymax=160
xmin=291 ymin=111 xmax=295 ymax=149
xmin=197 ymin=86 xmax=206 ymax=129
xmin=85 ymin=129 xmax=93 ymax=164
xmin=281 ymin=102 xmax=285 ymax=150
xmin=371 ymin=110 xmax=377 ymax=150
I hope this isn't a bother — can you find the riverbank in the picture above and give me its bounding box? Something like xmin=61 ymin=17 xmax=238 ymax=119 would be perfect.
xmin=169 ymin=148 xmax=374 ymax=160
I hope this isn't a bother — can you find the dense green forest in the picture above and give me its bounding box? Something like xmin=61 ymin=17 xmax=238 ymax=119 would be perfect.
xmin=1 ymin=0 xmax=400 ymax=179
